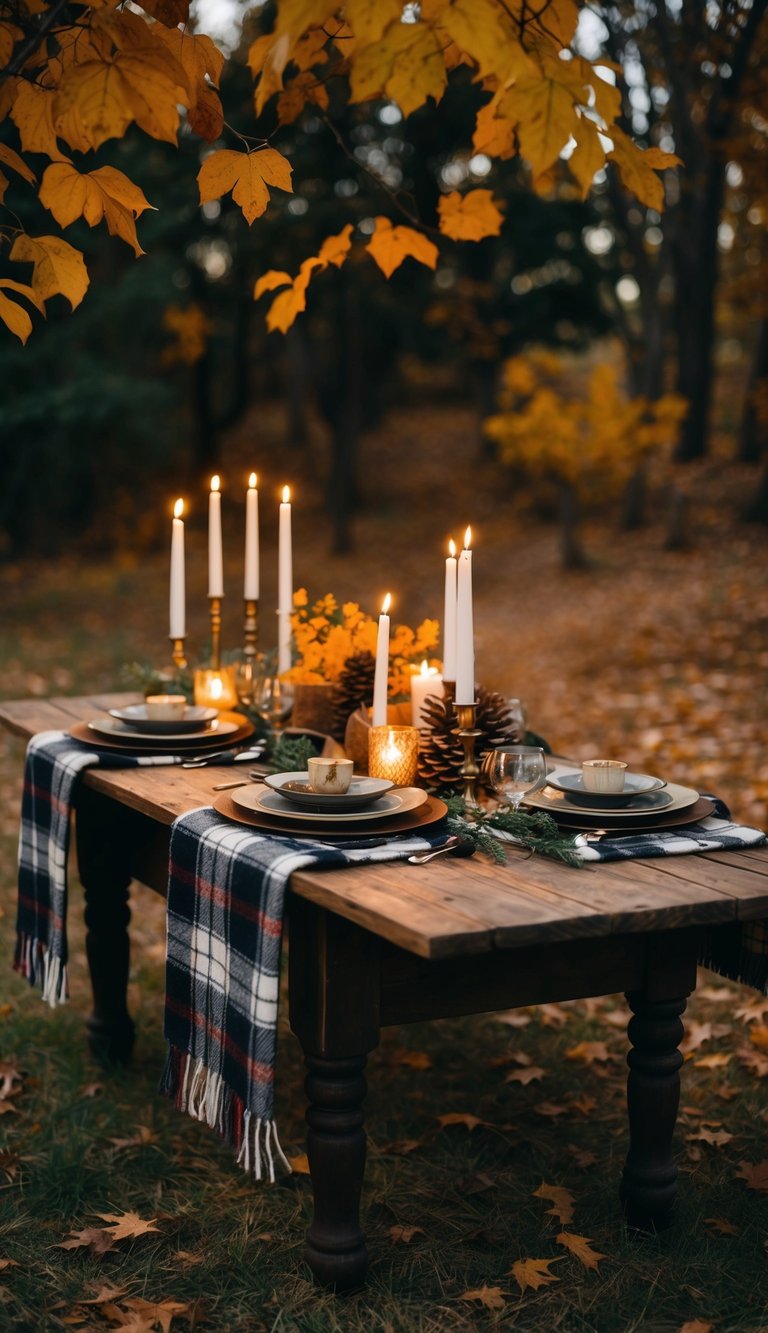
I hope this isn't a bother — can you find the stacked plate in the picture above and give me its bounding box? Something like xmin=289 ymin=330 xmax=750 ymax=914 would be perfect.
xmin=70 ymin=703 xmax=255 ymax=754
xmin=524 ymin=766 xmax=714 ymax=832
xmin=215 ymin=770 xmax=448 ymax=839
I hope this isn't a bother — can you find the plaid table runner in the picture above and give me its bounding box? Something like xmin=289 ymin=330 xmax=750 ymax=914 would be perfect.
xmin=574 ymin=800 xmax=766 ymax=863
xmin=15 ymin=730 xmax=186 ymax=1005
xmin=160 ymin=807 xmax=451 ymax=1180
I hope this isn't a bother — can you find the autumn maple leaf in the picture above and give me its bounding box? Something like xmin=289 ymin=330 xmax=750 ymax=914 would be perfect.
xmin=556 ymin=1230 xmax=608 ymax=1271
xmin=197 ymin=147 xmax=293 ymax=224
xmin=510 ymin=1256 xmax=561 ymax=1294
xmin=92 ymin=1210 xmax=160 ymax=1240
xmin=366 ymin=217 xmax=438 ymax=279
xmin=736 ymin=1160 xmax=768 ymax=1192
xmin=56 ymin=1227 xmax=116 ymax=1255
xmin=437 ymin=189 xmax=504 ymax=242
xmin=532 ymin=1182 xmax=576 ymax=1225
xmin=459 ymin=1285 xmax=507 ymax=1310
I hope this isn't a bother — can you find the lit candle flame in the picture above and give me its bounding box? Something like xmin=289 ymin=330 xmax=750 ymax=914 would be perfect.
xmin=211 ymin=475 xmax=220 ymax=493
xmin=210 ymin=675 xmax=223 ymax=700
xmin=248 ymin=472 xmax=257 ymax=489
xmin=382 ymin=730 xmax=402 ymax=764
xmin=173 ymin=498 xmax=184 ymax=519
xmin=381 ymin=592 xmax=391 ymax=615
xmin=464 ymin=525 xmax=472 ymax=549
xmin=420 ymin=659 xmax=429 ymax=677
xmin=281 ymin=485 xmax=291 ymax=504
xmin=448 ymin=538 xmax=456 ymax=558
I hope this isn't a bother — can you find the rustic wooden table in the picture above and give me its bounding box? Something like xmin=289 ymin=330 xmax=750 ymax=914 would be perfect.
xmin=3 ymin=693 xmax=768 ymax=1290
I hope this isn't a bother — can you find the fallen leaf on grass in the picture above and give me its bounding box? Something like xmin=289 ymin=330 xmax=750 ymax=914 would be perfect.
xmin=568 ymin=1145 xmax=597 ymax=1168
xmin=679 ymin=1321 xmax=714 ymax=1333
xmin=174 ymin=1249 xmax=205 ymax=1264
xmin=532 ymin=1182 xmax=576 ymax=1225
xmin=436 ymin=1112 xmax=485 ymax=1131
xmin=565 ymin=1041 xmax=614 ymax=1064
xmin=697 ymin=986 xmax=735 ymax=1002
xmin=685 ymin=1128 xmax=734 ymax=1147
xmin=79 ymin=1083 xmax=104 ymax=1100
xmin=568 ymin=1096 xmax=598 ymax=1116
xmin=459 ymin=1285 xmax=507 ymax=1310
xmin=380 ymin=1138 xmax=424 ymax=1156
xmin=537 ymin=1004 xmax=569 ymax=1028
xmin=602 ymin=1009 xmax=628 ymax=1028
xmin=0 ymin=1259 xmax=19 ymax=1271
xmin=123 ymin=1296 xmax=190 ymax=1333
xmin=388 ymin=1224 xmax=424 ymax=1244
xmin=57 ymin=1228 xmax=116 ymax=1255
xmin=458 ymin=1171 xmax=496 ymax=1194
xmin=680 ymin=1022 xmax=712 ymax=1055
xmin=736 ymin=1160 xmax=768 ymax=1191
xmin=505 ymin=1066 xmax=545 ymax=1085
xmin=534 ymin=1101 xmax=569 ymax=1117
xmin=556 ymin=1230 xmax=607 ymax=1271
xmin=107 ymin=1126 xmax=157 ymax=1150
xmin=92 ymin=1211 xmax=160 ymax=1241
xmin=739 ymin=1047 xmax=768 ymax=1077
xmin=0 ymin=1102 xmax=18 ymax=1116
xmin=750 ymin=1026 xmax=768 ymax=1051
xmin=510 ymin=1256 xmax=561 ymax=1293
xmin=735 ymin=998 xmax=768 ymax=1024
xmin=287 ymin=1153 xmax=310 ymax=1174
xmin=693 ymin=1052 xmax=732 ymax=1069
xmin=494 ymin=1010 xmax=531 ymax=1028
xmin=0 ymin=1063 xmax=22 ymax=1099
xmin=81 ymin=1283 xmax=128 ymax=1303
xmin=392 ymin=1050 xmax=432 ymax=1070
xmin=704 ymin=1216 xmax=739 ymax=1236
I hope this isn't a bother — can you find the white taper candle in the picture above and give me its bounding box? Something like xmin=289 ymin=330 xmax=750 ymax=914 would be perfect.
xmin=455 ymin=526 xmax=474 ymax=705
xmin=169 ymin=498 xmax=185 ymax=639
xmin=372 ymin=593 xmax=391 ymax=727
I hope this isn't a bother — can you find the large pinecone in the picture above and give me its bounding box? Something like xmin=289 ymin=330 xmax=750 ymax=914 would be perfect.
xmin=417 ymin=686 xmax=522 ymax=792
xmin=331 ymin=651 xmax=376 ymax=742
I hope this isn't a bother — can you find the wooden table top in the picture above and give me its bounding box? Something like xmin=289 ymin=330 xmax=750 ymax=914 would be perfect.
xmin=2 ymin=693 xmax=767 ymax=961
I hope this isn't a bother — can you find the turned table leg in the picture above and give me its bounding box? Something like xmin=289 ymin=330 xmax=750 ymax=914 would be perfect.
xmin=75 ymin=788 xmax=136 ymax=1064
xmin=620 ymin=929 xmax=698 ymax=1231
xmin=289 ymin=897 xmax=381 ymax=1291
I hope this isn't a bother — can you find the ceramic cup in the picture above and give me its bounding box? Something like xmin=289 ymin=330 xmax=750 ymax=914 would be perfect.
xmin=582 ymin=759 xmax=628 ymax=793
xmin=145 ymin=694 xmax=187 ymax=721
xmin=307 ymin=757 xmax=354 ymax=794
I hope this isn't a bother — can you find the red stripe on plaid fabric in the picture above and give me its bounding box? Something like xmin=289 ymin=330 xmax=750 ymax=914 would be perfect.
xmin=25 ymin=780 xmax=69 ymax=818
xmin=165 ymin=993 xmax=276 ymax=1086
xmin=17 ymin=891 xmax=50 ymax=919
xmin=171 ymin=861 xmax=282 ymax=937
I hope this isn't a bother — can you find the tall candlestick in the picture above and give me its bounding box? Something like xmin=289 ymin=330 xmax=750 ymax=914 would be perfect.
xmin=443 ymin=537 xmax=457 ymax=682
xmin=372 ymin=592 xmax=391 ymax=727
xmin=169 ymin=498 xmax=185 ymax=641
xmin=244 ymin=472 xmax=259 ymax=600
xmin=208 ymin=475 xmax=224 ymax=598
xmin=455 ymin=525 xmax=474 ymax=705
xmin=277 ymin=484 xmax=293 ymax=676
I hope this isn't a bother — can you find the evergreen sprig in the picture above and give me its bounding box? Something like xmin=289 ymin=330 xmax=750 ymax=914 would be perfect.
xmin=441 ymin=793 xmax=583 ymax=869
xmin=267 ymin=732 xmax=321 ymax=774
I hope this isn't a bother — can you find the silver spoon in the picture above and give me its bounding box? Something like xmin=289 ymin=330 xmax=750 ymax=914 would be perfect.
xmin=408 ymin=837 xmax=474 ymax=865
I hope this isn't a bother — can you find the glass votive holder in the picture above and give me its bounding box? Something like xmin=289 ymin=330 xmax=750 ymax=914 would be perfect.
xmin=368 ymin=725 xmax=419 ymax=786
xmin=193 ymin=666 xmax=239 ymax=712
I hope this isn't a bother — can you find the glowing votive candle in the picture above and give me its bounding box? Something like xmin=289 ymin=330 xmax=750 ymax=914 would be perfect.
xmin=193 ymin=666 xmax=238 ymax=712
xmin=368 ymin=725 xmax=419 ymax=786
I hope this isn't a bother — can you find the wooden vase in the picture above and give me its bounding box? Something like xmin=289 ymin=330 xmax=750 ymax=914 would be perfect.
xmin=291 ymin=682 xmax=337 ymax=737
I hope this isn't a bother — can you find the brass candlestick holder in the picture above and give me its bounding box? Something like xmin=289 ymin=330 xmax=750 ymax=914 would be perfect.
xmin=170 ymin=636 xmax=187 ymax=670
xmin=243 ymin=597 xmax=259 ymax=664
xmin=454 ymin=700 xmax=481 ymax=808
xmin=209 ymin=595 xmax=222 ymax=671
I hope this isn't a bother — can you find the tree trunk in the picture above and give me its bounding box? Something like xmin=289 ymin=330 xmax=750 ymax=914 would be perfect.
xmin=559 ymin=484 xmax=589 ymax=570
xmin=743 ymin=459 xmax=768 ymax=524
xmin=622 ymin=463 xmax=648 ymax=530
xmin=326 ymin=286 xmax=363 ymax=555
xmin=664 ymin=485 xmax=691 ymax=550
xmin=673 ymin=164 xmax=725 ymax=462
xmin=738 ymin=318 xmax=768 ymax=464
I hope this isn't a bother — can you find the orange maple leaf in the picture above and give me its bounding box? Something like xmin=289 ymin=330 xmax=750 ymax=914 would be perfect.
xmin=92 ymin=1210 xmax=160 ymax=1240
xmin=510 ymin=1256 xmax=561 ymax=1294
xmin=565 ymin=1040 xmax=614 ymax=1064
xmin=532 ymin=1181 xmax=576 ymax=1225
xmin=39 ymin=162 xmax=154 ymax=256
xmin=459 ymin=1285 xmax=507 ymax=1310
xmin=198 ymin=147 xmax=293 ymax=224
xmin=438 ymin=189 xmax=504 ymax=242
xmin=9 ymin=234 xmax=89 ymax=311
xmin=736 ymin=1160 xmax=768 ymax=1191
xmin=556 ymin=1230 xmax=607 ymax=1271
xmin=366 ymin=216 xmax=439 ymax=278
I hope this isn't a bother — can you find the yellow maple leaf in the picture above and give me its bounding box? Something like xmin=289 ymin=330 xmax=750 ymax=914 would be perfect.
xmin=198 ymin=147 xmax=293 ymax=225
xmin=473 ymin=100 xmax=517 ymax=160
xmin=138 ymin=0 xmax=190 ymax=27
xmin=608 ymin=126 xmax=682 ymax=211
xmin=276 ymin=71 xmax=329 ymax=126
xmin=264 ymin=257 xmax=324 ymax=333
xmin=9 ymin=234 xmax=89 ymax=310
xmin=0 ymin=143 xmax=36 ymax=186
xmin=567 ymin=117 xmax=606 ymax=197
xmin=0 ymin=279 xmax=44 ymax=344
xmin=161 ymin=302 xmax=210 ymax=365
xmin=154 ymin=28 xmax=225 ymax=142
xmin=274 ymin=0 xmax=338 ymax=42
xmin=438 ymin=189 xmax=504 ymax=241
xmin=349 ymin=19 xmax=447 ymax=118
xmin=437 ymin=0 xmax=532 ymax=82
xmin=39 ymin=162 xmax=154 ymax=256
xmin=532 ymin=1181 xmax=576 ymax=1225
xmin=459 ymin=1286 xmax=507 ymax=1311
xmin=291 ymin=27 xmax=331 ymax=72
xmin=556 ymin=1230 xmax=607 ymax=1271
xmin=366 ymin=216 xmax=438 ymax=278
xmin=0 ymin=22 xmax=22 ymax=68
xmin=54 ymin=45 xmax=186 ymax=151
xmin=254 ymin=270 xmax=293 ymax=300
xmin=10 ymin=81 xmax=68 ymax=161
xmin=510 ymin=1256 xmax=561 ymax=1294
xmin=316 ymin=223 xmax=353 ymax=267
xmin=93 ymin=1210 xmax=159 ymax=1240
xmin=501 ymin=73 xmax=584 ymax=177
xmin=345 ymin=0 xmax=404 ymax=45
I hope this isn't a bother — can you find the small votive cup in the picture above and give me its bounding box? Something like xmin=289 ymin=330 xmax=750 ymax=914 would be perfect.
xmin=368 ymin=725 xmax=419 ymax=786
xmin=582 ymin=759 xmax=628 ymax=793
xmin=193 ymin=666 xmax=239 ymax=712
xmin=145 ymin=694 xmax=187 ymax=721
xmin=307 ymin=757 xmax=354 ymax=794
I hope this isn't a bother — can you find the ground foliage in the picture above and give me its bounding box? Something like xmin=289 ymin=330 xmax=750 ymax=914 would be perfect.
xmin=0 ymin=399 xmax=766 ymax=1330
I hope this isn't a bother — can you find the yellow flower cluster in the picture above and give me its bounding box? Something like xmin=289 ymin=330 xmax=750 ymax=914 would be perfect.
xmin=288 ymin=590 xmax=440 ymax=698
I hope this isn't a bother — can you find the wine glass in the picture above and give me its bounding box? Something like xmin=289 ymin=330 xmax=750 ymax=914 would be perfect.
xmin=254 ymin=675 xmax=293 ymax=731
xmin=487 ymin=745 xmax=546 ymax=812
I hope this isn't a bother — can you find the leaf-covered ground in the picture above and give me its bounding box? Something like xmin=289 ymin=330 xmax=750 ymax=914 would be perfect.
xmin=0 ymin=401 xmax=766 ymax=1331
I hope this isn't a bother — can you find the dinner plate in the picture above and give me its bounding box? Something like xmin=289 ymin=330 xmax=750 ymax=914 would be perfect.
xmin=264 ymin=772 xmax=394 ymax=812
xmin=233 ymin=785 xmax=428 ymax=825
xmin=213 ymin=791 xmax=448 ymax=840
xmin=547 ymin=769 xmax=666 ymax=805
xmin=550 ymin=796 xmax=716 ymax=834
xmin=524 ymin=779 xmax=700 ymax=822
xmin=69 ymin=714 xmax=254 ymax=754
xmin=89 ymin=716 xmax=237 ymax=744
xmin=108 ymin=704 xmax=219 ymax=735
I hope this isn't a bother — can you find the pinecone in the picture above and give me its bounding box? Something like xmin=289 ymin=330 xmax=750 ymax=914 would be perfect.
xmin=331 ymin=651 xmax=376 ymax=742
xmin=417 ymin=686 xmax=522 ymax=792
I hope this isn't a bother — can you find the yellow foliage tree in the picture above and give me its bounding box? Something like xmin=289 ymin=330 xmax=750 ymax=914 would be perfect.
xmin=484 ymin=350 xmax=687 ymax=567
xmin=0 ymin=0 xmax=681 ymax=343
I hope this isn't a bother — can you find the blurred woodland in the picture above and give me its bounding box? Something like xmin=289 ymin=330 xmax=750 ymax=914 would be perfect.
xmin=0 ymin=0 xmax=766 ymax=563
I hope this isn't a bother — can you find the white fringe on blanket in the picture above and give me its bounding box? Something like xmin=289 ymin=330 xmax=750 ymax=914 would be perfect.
xmin=18 ymin=935 xmax=68 ymax=1008
xmin=179 ymin=1055 xmax=291 ymax=1181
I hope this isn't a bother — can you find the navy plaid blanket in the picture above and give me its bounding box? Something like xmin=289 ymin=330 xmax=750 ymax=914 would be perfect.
xmin=574 ymin=800 xmax=766 ymax=862
xmin=15 ymin=730 xmax=185 ymax=1005
xmin=159 ymin=807 xmax=451 ymax=1180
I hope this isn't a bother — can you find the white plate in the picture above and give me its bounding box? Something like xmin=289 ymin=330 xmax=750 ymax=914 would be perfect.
xmin=264 ymin=772 xmax=394 ymax=811
xmin=525 ymin=780 xmax=700 ymax=820
xmin=547 ymin=768 xmax=666 ymax=804
xmin=232 ymin=785 xmax=428 ymax=824
xmin=88 ymin=716 xmax=237 ymax=744
xmin=109 ymin=704 xmax=219 ymax=735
